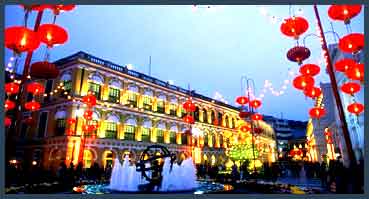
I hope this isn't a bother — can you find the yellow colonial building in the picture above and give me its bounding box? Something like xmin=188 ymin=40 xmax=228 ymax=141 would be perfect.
xmin=15 ymin=51 xmax=276 ymax=171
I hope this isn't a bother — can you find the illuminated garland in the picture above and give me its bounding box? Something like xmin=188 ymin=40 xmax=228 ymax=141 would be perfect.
xmin=226 ymin=142 xmax=259 ymax=162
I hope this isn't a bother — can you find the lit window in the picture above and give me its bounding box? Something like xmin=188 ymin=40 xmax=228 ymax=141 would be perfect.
xmin=105 ymin=122 xmax=117 ymax=139
xmin=141 ymin=128 xmax=151 ymax=142
xmin=124 ymin=125 xmax=135 ymax=141
xmin=181 ymin=133 xmax=188 ymax=145
xmin=157 ymin=129 xmax=164 ymax=143
xmin=55 ymin=119 xmax=66 ymax=136
xmin=143 ymin=95 xmax=152 ymax=111
xmin=204 ymin=134 xmax=208 ymax=146
xmin=108 ymin=87 xmax=120 ymax=103
xmin=170 ymin=131 xmax=176 ymax=144
xmin=157 ymin=100 xmax=165 ymax=113
xmin=169 ymin=103 xmax=177 ymax=116
xmin=127 ymin=91 xmax=137 ymax=107
xmin=88 ymin=82 xmax=101 ymax=100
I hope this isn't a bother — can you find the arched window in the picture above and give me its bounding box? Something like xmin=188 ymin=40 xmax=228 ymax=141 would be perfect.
xmin=231 ymin=118 xmax=236 ymax=129
xmin=217 ymin=112 xmax=223 ymax=126
xmin=54 ymin=110 xmax=67 ymax=136
xmin=212 ymin=134 xmax=216 ymax=147
xmin=225 ymin=115 xmax=229 ymax=128
xmin=169 ymin=125 xmax=178 ymax=144
xmin=88 ymin=73 xmax=104 ymax=100
xmin=142 ymin=119 xmax=152 ymax=142
xmin=157 ymin=94 xmax=166 ymax=113
xmin=103 ymin=150 xmax=114 ymax=169
xmin=143 ymin=89 xmax=153 ymax=111
xmin=211 ymin=110 xmax=216 ymax=125
xmin=181 ymin=133 xmax=188 ymax=145
xmin=127 ymin=84 xmax=138 ymax=107
xmin=169 ymin=97 xmax=178 ymax=116
xmin=108 ymin=79 xmax=122 ymax=103
xmin=124 ymin=117 xmax=136 ymax=141
xmin=105 ymin=114 xmax=119 ymax=139
xmin=156 ymin=122 xmax=165 ymax=143
xmin=204 ymin=133 xmax=208 ymax=146
xmin=203 ymin=108 xmax=208 ymax=123
xmin=219 ymin=134 xmax=224 ymax=147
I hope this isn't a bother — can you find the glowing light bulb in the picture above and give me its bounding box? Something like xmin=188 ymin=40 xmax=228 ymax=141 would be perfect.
xmin=343 ymin=9 xmax=348 ymax=15
xmin=10 ymin=57 xmax=15 ymax=61
xmin=46 ymin=33 xmax=52 ymax=41
xmin=348 ymin=44 xmax=353 ymax=49
xmin=20 ymin=36 xmax=26 ymax=46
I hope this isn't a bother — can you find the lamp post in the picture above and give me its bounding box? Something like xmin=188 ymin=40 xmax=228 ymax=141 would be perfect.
xmin=240 ymin=75 xmax=257 ymax=174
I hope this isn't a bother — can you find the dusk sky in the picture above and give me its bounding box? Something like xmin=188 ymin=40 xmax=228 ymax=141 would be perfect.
xmin=5 ymin=5 xmax=364 ymax=121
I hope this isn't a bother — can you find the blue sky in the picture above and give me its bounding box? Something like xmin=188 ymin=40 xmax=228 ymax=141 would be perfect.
xmin=5 ymin=5 xmax=364 ymax=121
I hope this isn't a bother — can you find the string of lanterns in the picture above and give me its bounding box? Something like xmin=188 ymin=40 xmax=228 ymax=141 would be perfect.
xmin=4 ymin=4 xmax=75 ymax=127
xmin=328 ymin=5 xmax=364 ymax=116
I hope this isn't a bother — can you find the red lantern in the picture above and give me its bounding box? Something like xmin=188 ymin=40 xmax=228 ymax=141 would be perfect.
xmin=304 ymin=86 xmax=322 ymax=99
xmin=83 ymin=110 xmax=93 ymax=120
xmin=299 ymin=64 xmax=320 ymax=76
xmin=5 ymin=117 xmax=12 ymax=127
xmin=24 ymin=101 xmax=41 ymax=111
xmin=183 ymin=115 xmax=195 ymax=124
xmin=52 ymin=5 xmax=76 ymax=15
xmin=82 ymin=94 xmax=97 ymax=107
xmin=30 ymin=61 xmax=60 ymax=79
xmin=26 ymin=82 xmax=45 ymax=95
xmin=309 ymin=107 xmax=326 ymax=119
xmin=38 ymin=24 xmax=68 ymax=47
xmin=287 ymin=46 xmax=311 ymax=65
xmin=346 ymin=63 xmax=364 ymax=82
xmin=5 ymin=100 xmax=16 ymax=110
xmin=251 ymin=113 xmax=263 ymax=121
xmin=5 ymin=82 xmax=20 ymax=95
xmin=249 ymin=99 xmax=262 ymax=109
xmin=340 ymin=82 xmax=361 ymax=95
xmin=347 ymin=102 xmax=364 ymax=115
xmin=338 ymin=33 xmax=364 ymax=54
xmin=239 ymin=124 xmax=251 ymax=132
xmin=5 ymin=26 xmax=41 ymax=54
xmin=235 ymin=96 xmax=249 ymax=105
xmin=328 ymin=5 xmax=362 ymax=24
xmin=280 ymin=17 xmax=309 ymax=39
xmin=334 ymin=58 xmax=357 ymax=72
xmin=182 ymin=99 xmax=196 ymax=112
xmin=68 ymin=118 xmax=76 ymax=125
xmin=324 ymin=131 xmax=332 ymax=137
xmin=293 ymin=75 xmax=315 ymax=90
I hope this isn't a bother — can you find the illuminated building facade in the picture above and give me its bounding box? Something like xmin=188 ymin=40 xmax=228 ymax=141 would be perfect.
xmin=13 ymin=51 xmax=276 ymax=171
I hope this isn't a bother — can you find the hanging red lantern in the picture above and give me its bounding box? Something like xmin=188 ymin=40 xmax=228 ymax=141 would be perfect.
xmin=83 ymin=110 xmax=93 ymax=120
xmin=182 ymin=99 xmax=196 ymax=112
xmin=30 ymin=61 xmax=60 ymax=79
xmin=251 ymin=113 xmax=263 ymax=121
xmin=235 ymin=96 xmax=249 ymax=105
xmin=309 ymin=107 xmax=326 ymax=119
xmin=249 ymin=99 xmax=262 ymax=109
xmin=5 ymin=82 xmax=20 ymax=95
xmin=304 ymin=86 xmax=322 ymax=99
xmin=5 ymin=117 xmax=12 ymax=127
xmin=287 ymin=46 xmax=311 ymax=65
xmin=82 ymin=94 xmax=97 ymax=107
xmin=347 ymin=102 xmax=364 ymax=115
xmin=324 ymin=131 xmax=332 ymax=137
xmin=328 ymin=5 xmax=362 ymax=24
xmin=183 ymin=115 xmax=195 ymax=124
xmin=299 ymin=64 xmax=320 ymax=76
xmin=24 ymin=101 xmax=41 ymax=111
xmin=38 ymin=24 xmax=68 ymax=47
xmin=334 ymin=58 xmax=357 ymax=72
xmin=280 ymin=17 xmax=309 ymax=39
xmin=340 ymin=82 xmax=361 ymax=95
xmin=5 ymin=26 xmax=41 ymax=54
xmin=346 ymin=63 xmax=364 ymax=82
xmin=239 ymin=124 xmax=251 ymax=132
xmin=5 ymin=100 xmax=16 ymax=111
xmin=293 ymin=75 xmax=315 ymax=90
xmin=68 ymin=118 xmax=77 ymax=125
xmin=338 ymin=33 xmax=364 ymax=54
xmin=26 ymin=82 xmax=45 ymax=95
xmin=52 ymin=5 xmax=76 ymax=15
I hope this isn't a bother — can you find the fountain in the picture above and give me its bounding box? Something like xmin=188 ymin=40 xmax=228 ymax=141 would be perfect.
xmin=75 ymin=145 xmax=232 ymax=194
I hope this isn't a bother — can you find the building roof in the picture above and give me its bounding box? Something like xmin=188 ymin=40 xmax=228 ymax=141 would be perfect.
xmin=53 ymin=51 xmax=240 ymax=111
